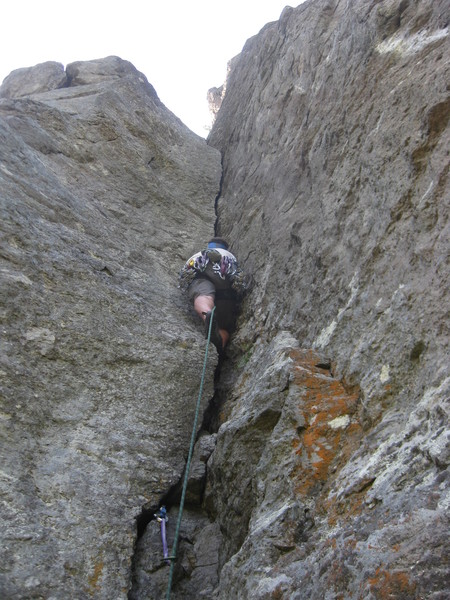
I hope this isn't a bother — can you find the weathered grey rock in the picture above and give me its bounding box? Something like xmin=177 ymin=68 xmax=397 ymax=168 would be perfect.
xmin=129 ymin=507 xmax=221 ymax=599
xmin=2 ymin=0 xmax=450 ymax=597
xmin=0 ymin=57 xmax=221 ymax=598
xmin=207 ymin=55 xmax=239 ymax=126
xmin=66 ymin=55 xmax=141 ymax=86
xmin=185 ymin=433 xmax=217 ymax=505
xmin=205 ymin=0 xmax=449 ymax=597
xmin=0 ymin=61 xmax=67 ymax=98
xmin=207 ymin=85 xmax=224 ymax=121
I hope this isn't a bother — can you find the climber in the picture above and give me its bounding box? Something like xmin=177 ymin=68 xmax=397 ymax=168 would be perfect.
xmin=179 ymin=237 xmax=245 ymax=353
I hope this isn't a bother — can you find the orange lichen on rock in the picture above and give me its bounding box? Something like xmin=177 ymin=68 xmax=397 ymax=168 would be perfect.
xmin=323 ymin=489 xmax=365 ymax=528
xmin=289 ymin=349 xmax=362 ymax=498
xmin=365 ymin=567 xmax=417 ymax=599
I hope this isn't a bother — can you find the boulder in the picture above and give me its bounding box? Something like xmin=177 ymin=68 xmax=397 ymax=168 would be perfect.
xmin=0 ymin=61 xmax=67 ymax=98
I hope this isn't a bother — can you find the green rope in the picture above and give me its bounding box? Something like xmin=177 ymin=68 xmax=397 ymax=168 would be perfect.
xmin=165 ymin=306 xmax=216 ymax=600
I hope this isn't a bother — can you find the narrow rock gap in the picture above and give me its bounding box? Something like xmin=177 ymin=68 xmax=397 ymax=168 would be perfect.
xmin=201 ymin=354 xmax=227 ymax=434
xmin=129 ymin=162 xmax=229 ymax=596
xmin=128 ymin=355 xmax=225 ymax=598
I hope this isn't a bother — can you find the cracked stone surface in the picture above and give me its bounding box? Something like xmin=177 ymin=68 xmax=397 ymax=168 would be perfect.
xmin=1 ymin=0 xmax=449 ymax=597
xmin=0 ymin=56 xmax=221 ymax=599
xmin=205 ymin=0 xmax=449 ymax=597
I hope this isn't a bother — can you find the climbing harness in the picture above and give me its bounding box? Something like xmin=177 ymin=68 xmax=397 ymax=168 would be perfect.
xmin=154 ymin=506 xmax=169 ymax=565
xmin=165 ymin=306 xmax=216 ymax=600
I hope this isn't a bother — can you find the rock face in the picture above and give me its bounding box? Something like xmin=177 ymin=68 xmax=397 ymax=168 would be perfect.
xmin=205 ymin=0 xmax=449 ymax=598
xmin=1 ymin=0 xmax=449 ymax=597
xmin=207 ymin=56 xmax=238 ymax=125
xmin=0 ymin=61 xmax=68 ymax=99
xmin=0 ymin=57 xmax=221 ymax=598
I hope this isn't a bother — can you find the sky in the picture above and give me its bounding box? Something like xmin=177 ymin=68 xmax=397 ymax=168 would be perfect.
xmin=0 ymin=1 xmax=300 ymax=137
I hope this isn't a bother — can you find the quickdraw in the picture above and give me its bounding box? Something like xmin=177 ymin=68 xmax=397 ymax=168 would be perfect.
xmin=154 ymin=506 xmax=170 ymax=565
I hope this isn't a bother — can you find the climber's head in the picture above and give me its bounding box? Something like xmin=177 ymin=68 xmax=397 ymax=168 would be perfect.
xmin=207 ymin=237 xmax=229 ymax=250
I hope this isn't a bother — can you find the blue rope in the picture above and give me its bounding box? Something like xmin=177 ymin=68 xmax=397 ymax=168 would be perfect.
xmin=165 ymin=306 xmax=216 ymax=599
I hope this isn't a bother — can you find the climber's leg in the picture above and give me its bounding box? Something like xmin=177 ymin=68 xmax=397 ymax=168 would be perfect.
xmin=194 ymin=294 xmax=215 ymax=319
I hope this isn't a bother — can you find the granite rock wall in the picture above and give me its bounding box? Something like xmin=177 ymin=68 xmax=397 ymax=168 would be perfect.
xmin=205 ymin=0 xmax=449 ymax=597
xmin=1 ymin=0 xmax=449 ymax=597
xmin=0 ymin=57 xmax=221 ymax=599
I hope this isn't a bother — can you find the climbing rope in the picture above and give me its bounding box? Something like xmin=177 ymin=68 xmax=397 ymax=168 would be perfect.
xmin=165 ymin=306 xmax=216 ymax=600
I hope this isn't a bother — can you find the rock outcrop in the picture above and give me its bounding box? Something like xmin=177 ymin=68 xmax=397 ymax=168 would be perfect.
xmin=1 ymin=0 xmax=449 ymax=598
xmin=205 ymin=0 xmax=449 ymax=597
xmin=0 ymin=56 xmax=221 ymax=598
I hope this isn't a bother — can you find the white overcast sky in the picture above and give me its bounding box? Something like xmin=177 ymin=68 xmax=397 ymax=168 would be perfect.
xmin=0 ymin=1 xmax=301 ymax=137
